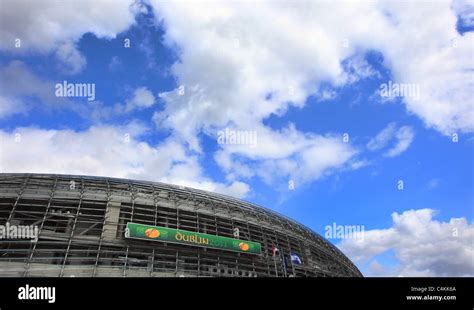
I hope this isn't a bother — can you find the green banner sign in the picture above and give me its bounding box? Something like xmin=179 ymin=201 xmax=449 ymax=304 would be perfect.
xmin=125 ymin=222 xmax=261 ymax=255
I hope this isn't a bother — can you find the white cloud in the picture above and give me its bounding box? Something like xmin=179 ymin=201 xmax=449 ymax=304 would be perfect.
xmin=341 ymin=54 xmax=381 ymax=84
xmin=0 ymin=68 xmax=157 ymax=120
xmin=1 ymin=1 xmax=472 ymax=194
xmin=367 ymin=122 xmax=398 ymax=151
xmin=151 ymin=1 xmax=359 ymax=150
xmin=213 ymin=124 xmax=358 ymax=187
xmin=452 ymin=0 xmax=474 ymax=27
xmin=150 ymin=1 xmax=376 ymax=185
xmin=376 ymin=2 xmax=474 ymax=135
xmin=86 ymin=87 xmax=157 ymax=120
xmin=108 ymin=56 xmax=123 ymax=71
xmin=367 ymin=123 xmax=414 ymax=157
xmin=55 ymin=41 xmax=87 ymax=74
xmin=144 ymin=0 xmax=472 ymax=188
xmin=339 ymin=209 xmax=474 ymax=277
xmin=0 ymin=61 xmax=106 ymax=119
xmin=0 ymin=96 xmax=27 ymax=118
xmin=0 ymin=0 xmax=140 ymax=52
xmin=0 ymin=0 xmax=141 ymax=80
xmin=149 ymin=0 xmax=473 ymax=151
xmin=0 ymin=126 xmax=249 ymax=198
xmin=384 ymin=126 xmax=415 ymax=157
xmin=0 ymin=61 xmax=56 ymax=100
xmin=0 ymin=61 xmax=71 ymax=118
xmin=314 ymin=89 xmax=338 ymax=102
xmin=125 ymin=87 xmax=156 ymax=112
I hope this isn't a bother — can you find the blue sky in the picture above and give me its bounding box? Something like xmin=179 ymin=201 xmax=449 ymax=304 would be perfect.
xmin=0 ymin=0 xmax=473 ymax=276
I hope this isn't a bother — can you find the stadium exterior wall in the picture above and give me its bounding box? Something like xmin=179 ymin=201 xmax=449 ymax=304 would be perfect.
xmin=0 ymin=173 xmax=362 ymax=277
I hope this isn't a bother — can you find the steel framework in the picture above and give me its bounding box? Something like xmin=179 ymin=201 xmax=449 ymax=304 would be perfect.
xmin=0 ymin=173 xmax=362 ymax=277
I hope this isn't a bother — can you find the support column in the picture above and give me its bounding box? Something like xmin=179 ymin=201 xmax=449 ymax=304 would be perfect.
xmin=102 ymin=201 xmax=121 ymax=240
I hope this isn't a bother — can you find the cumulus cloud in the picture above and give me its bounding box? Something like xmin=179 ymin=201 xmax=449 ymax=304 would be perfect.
xmin=125 ymin=87 xmax=156 ymax=112
xmin=378 ymin=2 xmax=473 ymax=134
xmin=0 ymin=64 xmax=156 ymax=119
xmin=150 ymin=1 xmax=380 ymax=186
xmin=55 ymin=41 xmax=87 ymax=74
xmin=367 ymin=123 xmax=414 ymax=157
xmin=0 ymin=61 xmax=69 ymax=118
xmin=0 ymin=0 xmax=140 ymax=52
xmin=339 ymin=209 xmax=474 ymax=276
xmin=150 ymin=0 xmax=473 ymax=146
xmin=86 ymin=87 xmax=157 ymax=120
xmin=144 ymin=0 xmax=472 ymax=189
xmin=0 ymin=0 xmax=141 ymax=79
xmin=0 ymin=126 xmax=249 ymax=198
xmin=0 ymin=96 xmax=27 ymax=118
xmin=0 ymin=61 xmax=56 ymax=101
xmin=214 ymin=124 xmax=358 ymax=186
xmin=1 ymin=1 xmax=472 ymax=195
xmin=151 ymin=1 xmax=362 ymax=149
xmin=452 ymin=0 xmax=474 ymax=27
xmin=0 ymin=61 xmax=103 ymax=118
xmin=341 ymin=54 xmax=381 ymax=84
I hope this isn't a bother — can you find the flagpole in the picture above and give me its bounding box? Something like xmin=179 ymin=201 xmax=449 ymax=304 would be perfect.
xmin=273 ymin=255 xmax=278 ymax=278
xmin=272 ymin=243 xmax=280 ymax=278
xmin=281 ymin=248 xmax=287 ymax=278
xmin=288 ymin=251 xmax=294 ymax=277
xmin=272 ymin=244 xmax=279 ymax=278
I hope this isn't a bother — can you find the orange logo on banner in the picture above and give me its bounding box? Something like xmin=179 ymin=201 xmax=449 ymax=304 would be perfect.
xmin=145 ymin=228 xmax=160 ymax=238
xmin=239 ymin=242 xmax=250 ymax=251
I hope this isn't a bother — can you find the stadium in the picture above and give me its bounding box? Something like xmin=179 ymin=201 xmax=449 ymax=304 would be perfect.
xmin=0 ymin=173 xmax=362 ymax=277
